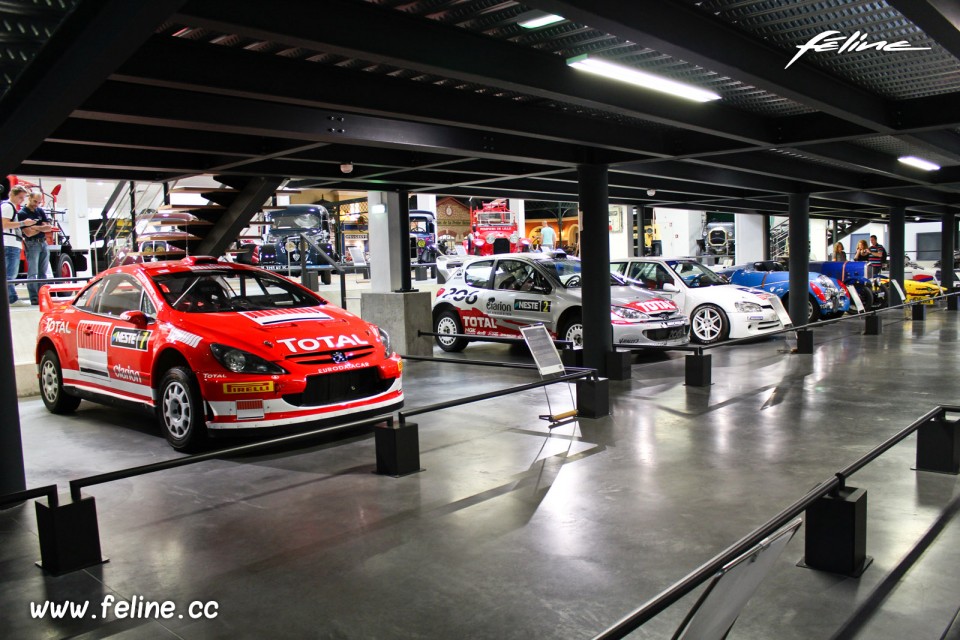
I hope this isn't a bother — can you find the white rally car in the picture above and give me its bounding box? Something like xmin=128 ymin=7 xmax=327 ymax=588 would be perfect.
xmin=432 ymin=253 xmax=689 ymax=351
xmin=610 ymin=258 xmax=785 ymax=344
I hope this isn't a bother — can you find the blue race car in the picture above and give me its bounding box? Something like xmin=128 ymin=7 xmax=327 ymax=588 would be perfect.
xmin=717 ymin=262 xmax=850 ymax=323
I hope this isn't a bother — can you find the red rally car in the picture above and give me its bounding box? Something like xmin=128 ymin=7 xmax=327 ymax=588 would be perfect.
xmin=35 ymin=257 xmax=404 ymax=450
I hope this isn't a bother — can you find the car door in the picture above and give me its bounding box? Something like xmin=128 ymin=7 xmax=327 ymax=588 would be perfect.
xmin=86 ymin=273 xmax=156 ymax=400
xmin=485 ymin=259 xmax=554 ymax=333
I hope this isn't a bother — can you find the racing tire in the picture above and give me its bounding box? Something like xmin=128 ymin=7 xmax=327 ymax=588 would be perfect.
xmin=57 ymin=253 xmax=75 ymax=279
xmin=690 ymin=304 xmax=729 ymax=345
xmin=559 ymin=311 xmax=584 ymax=349
xmin=157 ymin=366 xmax=207 ymax=452
xmin=39 ymin=349 xmax=81 ymax=414
xmin=781 ymin=293 xmax=819 ymax=325
xmin=434 ymin=310 xmax=468 ymax=352
xmin=852 ymin=284 xmax=874 ymax=312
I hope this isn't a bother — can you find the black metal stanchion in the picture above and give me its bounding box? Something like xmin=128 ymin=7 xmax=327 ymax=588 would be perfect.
xmin=374 ymin=419 xmax=422 ymax=477
xmin=916 ymin=412 xmax=960 ymax=474
xmin=576 ymin=377 xmax=609 ymax=418
xmin=912 ymin=303 xmax=926 ymax=321
xmin=864 ymin=315 xmax=882 ymax=335
xmin=795 ymin=329 xmax=814 ymax=354
xmin=685 ymin=352 xmax=711 ymax=387
xmin=606 ymin=351 xmax=632 ymax=381
xmin=35 ymin=493 xmax=106 ymax=575
xmin=800 ymin=486 xmax=871 ymax=577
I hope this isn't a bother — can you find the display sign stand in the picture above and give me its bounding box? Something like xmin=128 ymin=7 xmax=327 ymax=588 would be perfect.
xmin=673 ymin=518 xmax=803 ymax=640
xmin=521 ymin=325 xmax=577 ymax=429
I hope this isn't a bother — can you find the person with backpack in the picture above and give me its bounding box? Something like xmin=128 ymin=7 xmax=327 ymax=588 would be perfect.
xmin=2 ymin=185 xmax=36 ymax=305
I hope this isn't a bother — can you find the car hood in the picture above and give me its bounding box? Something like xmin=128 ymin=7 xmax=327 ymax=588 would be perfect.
xmin=699 ymin=284 xmax=777 ymax=305
xmin=173 ymin=305 xmax=381 ymax=358
xmin=607 ymin=285 xmax=682 ymax=314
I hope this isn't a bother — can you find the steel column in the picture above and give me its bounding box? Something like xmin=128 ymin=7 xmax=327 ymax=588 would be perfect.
xmin=943 ymin=211 xmax=957 ymax=311
xmin=0 ymin=232 xmax=25 ymax=495
xmin=788 ymin=194 xmax=810 ymax=327
xmin=397 ymin=192 xmax=413 ymax=293
xmin=762 ymin=215 xmax=771 ymax=261
xmin=578 ymin=164 xmax=612 ymax=376
xmin=889 ymin=206 xmax=905 ymax=304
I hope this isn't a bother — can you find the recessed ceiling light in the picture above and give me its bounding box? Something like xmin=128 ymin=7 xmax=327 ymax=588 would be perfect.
xmin=898 ymin=156 xmax=940 ymax=171
xmin=566 ymin=55 xmax=721 ymax=103
xmin=518 ymin=12 xmax=564 ymax=29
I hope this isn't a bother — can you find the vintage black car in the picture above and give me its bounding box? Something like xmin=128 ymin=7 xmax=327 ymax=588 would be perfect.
xmin=240 ymin=204 xmax=341 ymax=268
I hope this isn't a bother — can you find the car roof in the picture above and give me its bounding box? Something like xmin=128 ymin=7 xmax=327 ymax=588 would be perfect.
xmin=98 ymin=257 xmax=259 ymax=279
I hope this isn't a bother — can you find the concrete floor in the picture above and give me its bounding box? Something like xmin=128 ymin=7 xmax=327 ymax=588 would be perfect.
xmin=3 ymin=305 xmax=960 ymax=639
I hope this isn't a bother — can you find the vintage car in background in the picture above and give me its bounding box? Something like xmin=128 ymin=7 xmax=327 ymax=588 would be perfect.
xmin=432 ymin=253 xmax=689 ymax=351
xmin=36 ymin=257 xmax=403 ymax=451
xmin=808 ymin=261 xmax=888 ymax=310
xmin=715 ymin=262 xmax=850 ymax=323
xmin=610 ymin=258 xmax=785 ymax=344
xmin=240 ymin=204 xmax=341 ymax=268
xmin=876 ymin=269 xmax=945 ymax=304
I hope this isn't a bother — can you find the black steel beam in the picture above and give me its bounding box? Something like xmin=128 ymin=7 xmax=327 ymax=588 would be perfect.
xmin=195 ymin=177 xmax=284 ymax=257
xmin=175 ymin=0 xmax=772 ymax=144
xmin=887 ymin=0 xmax=960 ymax=62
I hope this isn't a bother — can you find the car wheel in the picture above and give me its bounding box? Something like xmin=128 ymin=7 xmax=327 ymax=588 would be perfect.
xmin=434 ymin=310 xmax=468 ymax=352
xmin=57 ymin=253 xmax=75 ymax=279
xmin=807 ymin=295 xmax=820 ymax=323
xmin=157 ymin=367 xmax=206 ymax=451
xmin=39 ymin=349 xmax=81 ymax=414
xmin=690 ymin=304 xmax=729 ymax=345
xmin=559 ymin=312 xmax=583 ymax=349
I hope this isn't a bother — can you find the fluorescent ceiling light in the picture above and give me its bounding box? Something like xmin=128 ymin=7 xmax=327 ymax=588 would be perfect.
xmin=898 ymin=155 xmax=940 ymax=171
xmin=519 ymin=13 xmax=564 ymax=29
xmin=567 ymin=55 xmax=721 ymax=103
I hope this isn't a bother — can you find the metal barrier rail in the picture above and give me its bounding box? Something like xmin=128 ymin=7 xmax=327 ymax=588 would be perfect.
xmin=0 ymin=484 xmax=59 ymax=509
xmin=67 ymin=414 xmax=393 ymax=503
xmin=6 ymin=275 xmax=91 ymax=286
xmin=593 ymin=404 xmax=954 ymax=640
xmin=396 ymin=355 xmax=595 ymax=425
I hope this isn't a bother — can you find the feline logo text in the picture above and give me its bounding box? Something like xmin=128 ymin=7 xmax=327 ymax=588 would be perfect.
xmin=786 ymin=30 xmax=930 ymax=69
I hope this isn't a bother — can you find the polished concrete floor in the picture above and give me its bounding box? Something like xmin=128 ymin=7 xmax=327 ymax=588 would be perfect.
xmin=3 ymin=306 xmax=960 ymax=639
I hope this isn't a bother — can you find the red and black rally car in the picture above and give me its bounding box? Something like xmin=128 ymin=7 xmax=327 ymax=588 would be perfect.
xmin=36 ymin=257 xmax=403 ymax=450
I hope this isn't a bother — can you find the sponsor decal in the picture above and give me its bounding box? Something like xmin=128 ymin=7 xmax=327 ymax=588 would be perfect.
xmin=514 ymin=299 xmax=551 ymax=312
xmin=224 ymin=381 xmax=275 ymax=394
xmin=486 ymin=299 xmax=512 ymax=314
xmin=43 ymin=318 xmax=71 ymax=334
xmin=786 ymin=30 xmax=931 ymax=69
xmin=632 ymin=299 xmax=677 ymax=314
xmin=463 ymin=316 xmax=497 ymax=329
xmin=203 ymin=373 xmax=228 ymax=380
xmin=110 ymin=327 xmax=152 ymax=351
xmin=112 ymin=363 xmax=142 ymax=383
xmin=168 ymin=327 xmax=202 ymax=348
xmin=240 ymin=306 xmax=333 ymax=326
xmin=277 ymin=333 xmax=370 ymax=353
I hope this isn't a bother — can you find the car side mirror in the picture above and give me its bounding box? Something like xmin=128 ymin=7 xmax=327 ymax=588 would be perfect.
xmin=662 ymin=282 xmax=679 ymax=292
xmin=120 ymin=310 xmax=150 ymax=328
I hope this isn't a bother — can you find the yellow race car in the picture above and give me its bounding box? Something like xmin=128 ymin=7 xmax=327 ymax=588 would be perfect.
xmin=880 ymin=277 xmax=945 ymax=304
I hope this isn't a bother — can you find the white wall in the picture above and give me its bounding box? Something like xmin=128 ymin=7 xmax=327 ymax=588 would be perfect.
xmin=608 ymin=204 xmax=630 ymax=259
xmin=734 ymin=214 xmax=764 ymax=263
xmin=653 ymin=208 xmax=701 ymax=257
xmin=809 ymin=219 xmax=828 ymax=260
xmin=415 ymin=194 xmax=436 ymax=212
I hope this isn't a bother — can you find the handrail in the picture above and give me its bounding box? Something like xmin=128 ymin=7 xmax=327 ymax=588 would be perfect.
xmin=593 ymin=404 xmax=954 ymax=639
xmin=68 ymin=414 xmax=392 ymax=503
xmin=0 ymin=484 xmax=59 ymax=509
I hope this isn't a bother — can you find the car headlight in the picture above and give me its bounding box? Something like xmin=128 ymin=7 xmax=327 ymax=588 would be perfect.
xmin=210 ymin=344 xmax=287 ymax=374
xmin=378 ymin=326 xmax=391 ymax=357
xmin=611 ymin=305 xmax=650 ymax=320
xmin=734 ymin=301 xmax=761 ymax=313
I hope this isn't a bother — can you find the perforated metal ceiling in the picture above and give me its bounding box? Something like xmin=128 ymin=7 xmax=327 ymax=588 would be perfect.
xmin=1 ymin=0 xmax=959 ymax=222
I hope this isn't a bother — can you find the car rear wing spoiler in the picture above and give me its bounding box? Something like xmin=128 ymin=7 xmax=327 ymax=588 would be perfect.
xmin=38 ymin=283 xmax=83 ymax=313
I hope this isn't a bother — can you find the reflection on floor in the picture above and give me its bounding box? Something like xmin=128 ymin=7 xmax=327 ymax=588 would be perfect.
xmin=3 ymin=308 xmax=960 ymax=639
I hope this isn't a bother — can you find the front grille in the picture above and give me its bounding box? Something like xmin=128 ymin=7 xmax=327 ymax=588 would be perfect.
xmin=758 ymin=320 xmax=781 ymax=330
xmin=282 ymin=368 xmax=394 ymax=407
xmin=644 ymin=327 xmax=688 ymax=341
xmin=286 ymin=346 xmax=376 ymax=365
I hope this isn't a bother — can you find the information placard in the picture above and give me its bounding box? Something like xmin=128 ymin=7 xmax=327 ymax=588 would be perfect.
xmin=891 ymin=279 xmax=906 ymax=305
xmin=348 ymin=247 xmax=367 ymax=266
xmin=768 ymin=295 xmax=793 ymax=328
xmin=847 ymin=285 xmax=865 ymax=313
xmin=521 ymin=324 xmax=565 ymax=377
xmin=673 ymin=518 xmax=802 ymax=640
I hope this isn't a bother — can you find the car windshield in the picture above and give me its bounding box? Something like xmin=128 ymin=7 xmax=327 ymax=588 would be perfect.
xmin=152 ymin=269 xmax=324 ymax=313
xmin=535 ymin=258 xmax=584 ymax=288
xmin=272 ymin=212 xmax=325 ymax=229
xmin=666 ymin=260 xmax=727 ymax=288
